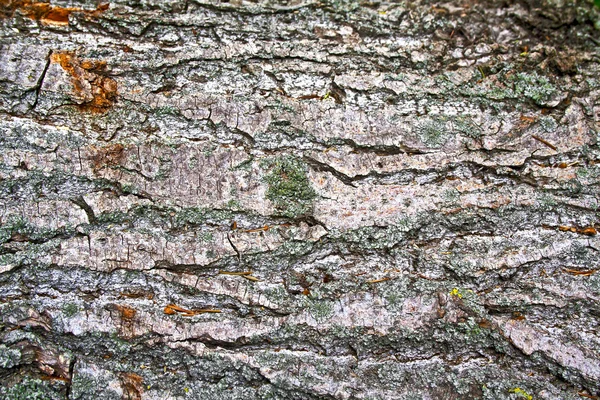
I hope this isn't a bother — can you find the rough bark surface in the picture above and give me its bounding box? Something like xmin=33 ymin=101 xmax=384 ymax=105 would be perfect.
xmin=1 ymin=0 xmax=600 ymax=399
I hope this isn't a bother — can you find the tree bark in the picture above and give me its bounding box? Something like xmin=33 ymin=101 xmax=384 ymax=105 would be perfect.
xmin=1 ymin=0 xmax=600 ymax=398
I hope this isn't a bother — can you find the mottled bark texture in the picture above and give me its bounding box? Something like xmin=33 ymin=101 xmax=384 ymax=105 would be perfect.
xmin=1 ymin=0 xmax=600 ymax=398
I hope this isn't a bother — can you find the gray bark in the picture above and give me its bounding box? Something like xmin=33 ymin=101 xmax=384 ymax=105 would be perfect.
xmin=1 ymin=0 xmax=600 ymax=399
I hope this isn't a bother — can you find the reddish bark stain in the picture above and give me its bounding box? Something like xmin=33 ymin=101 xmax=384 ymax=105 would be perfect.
xmin=51 ymin=52 xmax=118 ymax=113
xmin=0 ymin=1 xmax=108 ymax=25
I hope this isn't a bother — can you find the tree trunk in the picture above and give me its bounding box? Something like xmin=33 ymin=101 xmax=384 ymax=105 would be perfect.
xmin=1 ymin=0 xmax=600 ymax=398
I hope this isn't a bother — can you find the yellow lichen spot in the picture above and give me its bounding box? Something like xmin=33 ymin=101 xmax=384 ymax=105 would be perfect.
xmin=510 ymin=387 xmax=533 ymax=400
xmin=450 ymin=288 xmax=463 ymax=298
xmin=184 ymin=387 xmax=189 ymax=393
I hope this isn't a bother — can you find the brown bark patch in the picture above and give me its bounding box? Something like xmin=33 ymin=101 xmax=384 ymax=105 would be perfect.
xmin=116 ymin=304 xmax=137 ymax=321
xmin=50 ymin=51 xmax=117 ymax=113
xmin=120 ymin=372 xmax=143 ymax=400
xmin=13 ymin=341 xmax=71 ymax=380
xmin=562 ymin=268 xmax=597 ymax=277
xmin=89 ymin=143 xmax=125 ymax=173
xmin=110 ymin=304 xmax=138 ymax=339
xmin=119 ymin=290 xmax=154 ymax=300
xmin=0 ymin=1 xmax=108 ymax=25
xmin=558 ymin=225 xmax=597 ymax=236
xmin=164 ymin=303 xmax=221 ymax=317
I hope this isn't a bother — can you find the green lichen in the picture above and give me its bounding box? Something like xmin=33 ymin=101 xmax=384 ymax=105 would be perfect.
xmin=379 ymin=278 xmax=411 ymax=311
xmin=174 ymin=207 xmax=234 ymax=227
xmin=62 ymin=302 xmax=79 ymax=317
xmin=442 ymin=188 xmax=461 ymax=204
xmin=0 ymin=377 xmax=62 ymax=400
xmin=560 ymin=178 xmax=583 ymax=196
xmin=108 ymin=332 xmax=134 ymax=353
xmin=576 ymin=166 xmax=600 ymax=185
xmin=202 ymin=144 xmax=217 ymax=157
xmin=154 ymin=106 xmax=180 ymax=117
xmin=539 ymin=116 xmax=558 ymax=133
xmin=464 ymin=319 xmax=484 ymax=339
xmin=199 ymin=232 xmax=214 ymax=243
xmin=187 ymin=156 xmax=199 ymax=169
xmin=231 ymin=157 xmax=254 ymax=172
xmin=305 ymin=298 xmax=335 ymax=322
xmin=71 ymin=372 xmax=100 ymax=400
xmin=536 ymin=194 xmax=557 ymax=211
xmin=0 ymin=344 xmax=21 ymax=368
xmin=417 ymin=118 xmax=449 ymax=148
xmin=118 ymin=183 xmax=138 ymax=196
xmin=96 ymin=211 xmax=129 ymax=225
xmin=512 ymin=72 xmax=557 ymax=106
xmin=0 ymin=215 xmax=69 ymax=245
xmin=262 ymin=156 xmax=316 ymax=218
xmin=154 ymin=158 xmax=174 ymax=181
xmin=0 ymin=241 xmax=60 ymax=269
xmin=205 ymin=249 xmax=216 ymax=259
xmin=226 ymin=199 xmax=242 ymax=210
xmin=263 ymin=286 xmax=290 ymax=306
xmin=395 ymin=216 xmax=413 ymax=232
xmin=337 ymin=225 xmax=410 ymax=251
xmin=438 ymin=316 xmax=495 ymax=348
xmin=0 ymin=216 xmax=27 ymax=244
xmin=452 ymin=116 xmax=482 ymax=139
xmin=448 ymin=258 xmax=481 ymax=276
